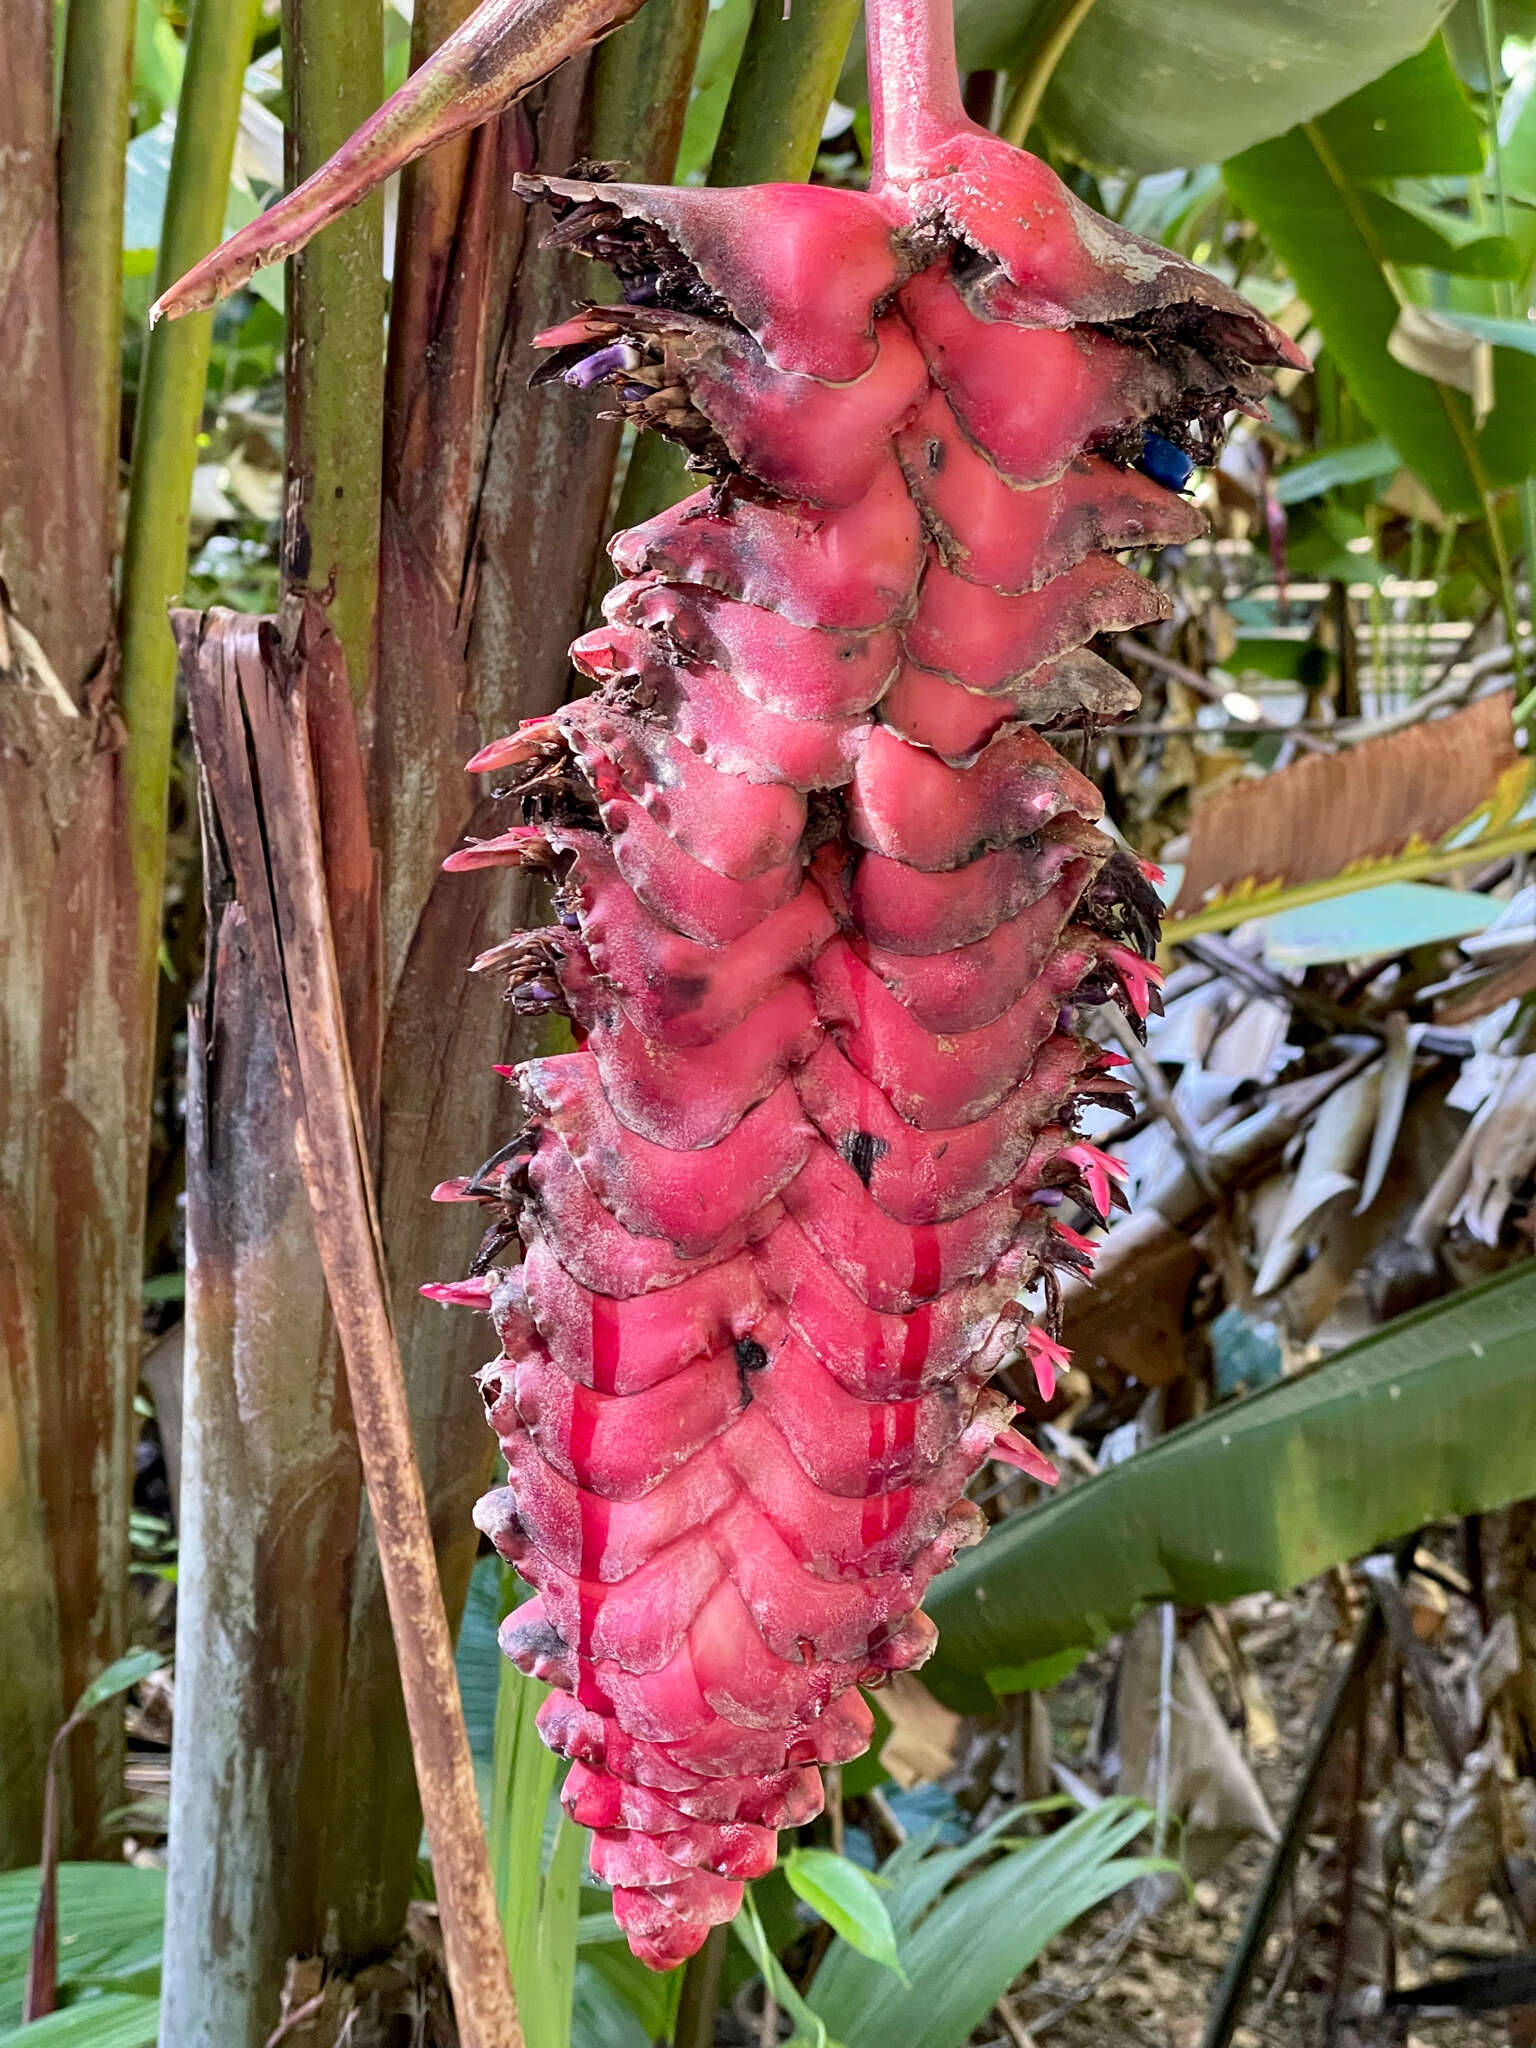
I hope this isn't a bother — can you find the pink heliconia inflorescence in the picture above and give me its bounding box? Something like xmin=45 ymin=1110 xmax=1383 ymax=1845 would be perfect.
xmin=428 ymin=0 xmax=1302 ymax=1971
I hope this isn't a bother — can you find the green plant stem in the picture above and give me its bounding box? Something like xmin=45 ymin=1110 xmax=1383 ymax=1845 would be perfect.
xmin=282 ymin=0 xmax=386 ymax=694
xmin=1303 ymin=114 xmax=1528 ymax=689
xmin=1476 ymin=0 xmax=1536 ymax=633
xmin=712 ymin=0 xmax=862 ymax=183
xmin=118 ymin=0 xmax=263 ymax=1024
xmin=611 ymin=0 xmax=861 ymax=532
xmin=589 ymin=0 xmax=710 ymax=168
xmin=673 ymin=1924 xmax=729 ymax=2048
xmin=57 ymin=0 xmax=136 ymax=586
xmin=999 ymin=0 xmax=1100 ymax=146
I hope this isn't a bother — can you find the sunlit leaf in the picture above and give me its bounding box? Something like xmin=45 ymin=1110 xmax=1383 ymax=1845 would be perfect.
xmin=807 ymin=1803 xmax=1162 ymax=2048
xmin=784 ymin=1851 xmax=904 ymax=1980
xmin=962 ymin=0 xmax=1454 ymax=172
xmin=1259 ymin=881 xmax=1499 ymax=968
xmin=925 ymin=1261 xmax=1536 ymax=1711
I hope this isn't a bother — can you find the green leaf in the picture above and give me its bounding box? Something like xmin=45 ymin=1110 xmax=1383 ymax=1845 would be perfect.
xmin=784 ymin=1851 xmax=905 ymax=1981
xmin=481 ymin=1559 xmax=580 ymax=2048
xmin=924 ymin=1260 xmax=1536 ymax=1712
xmin=949 ymin=0 xmax=1455 ymax=174
xmin=0 ymin=1996 xmax=160 ymax=2048
xmin=1427 ymin=308 xmax=1536 ymax=353
xmin=674 ymin=0 xmax=754 ymax=183
xmin=70 ymin=1651 xmax=163 ymax=1724
xmin=576 ymin=1942 xmax=682 ymax=2046
xmin=133 ymin=0 xmax=184 ymax=128
xmin=1258 ymin=881 xmax=1499 ymax=967
xmin=1312 ymin=39 xmax=1484 ymax=179
xmin=984 ymin=1645 xmax=1090 ymax=1696
xmin=1225 ymin=46 xmax=1519 ymax=517
xmin=1360 ymin=191 xmax=1523 ymax=280
xmin=0 ymin=1867 xmax=165 ymax=2028
xmin=454 ymin=1554 xmax=505 ymax=1781
xmin=737 ymin=1889 xmax=843 ymax=2048
xmin=807 ymin=1803 xmax=1160 ymax=2048
xmin=1272 ymin=437 xmax=1401 ymax=505
xmin=1501 ymin=57 xmax=1536 ymax=204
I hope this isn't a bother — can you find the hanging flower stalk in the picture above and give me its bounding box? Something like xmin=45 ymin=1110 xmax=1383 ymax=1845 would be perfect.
xmin=428 ymin=13 xmax=1300 ymax=1955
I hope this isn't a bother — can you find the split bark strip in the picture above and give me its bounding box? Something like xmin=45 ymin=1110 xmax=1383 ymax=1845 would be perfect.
xmin=182 ymin=606 xmax=520 ymax=2048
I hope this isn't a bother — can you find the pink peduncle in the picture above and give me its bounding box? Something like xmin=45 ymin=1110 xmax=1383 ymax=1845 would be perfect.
xmin=866 ymin=0 xmax=970 ymax=187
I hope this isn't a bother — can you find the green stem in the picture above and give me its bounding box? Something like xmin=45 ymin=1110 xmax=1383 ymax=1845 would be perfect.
xmin=712 ymin=0 xmax=862 ymax=184
xmin=673 ymin=1924 xmax=729 ymax=2048
xmin=1476 ymin=0 xmax=1536 ymax=647
xmin=999 ymin=0 xmax=1100 ymax=147
xmin=281 ymin=0 xmax=386 ymax=695
xmin=57 ymin=0 xmax=136 ymax=583
xmin=589 ymin=0 xmax=710 ymax=170
xmin=612 ymin=0 xmax=862 ymax=532
xmin=118 ymin=0 xmax=264 ymax=1025
xmin=1304 ymin=115 xmax=1528 ymax=690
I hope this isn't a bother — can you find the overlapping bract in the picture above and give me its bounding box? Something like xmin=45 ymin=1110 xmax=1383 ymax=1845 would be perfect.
xmin=431 ymin=106 xmax=1300 ymax=1969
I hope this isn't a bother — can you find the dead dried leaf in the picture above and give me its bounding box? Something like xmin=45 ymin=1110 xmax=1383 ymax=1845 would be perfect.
xmin=1171 ymin=693 xmax=1521 ymax=919
xmin=1417 ymin=1748 xmax=1503 ymax=1924
xmin=1064 ymin=1210 xmax=1201 ymax=1387
xmin=1113 ymin=1613 xmax=1278 ymax=1878
xmin=1252 ymin=1063 xmax=1382 ymax=1297
xmin=878 ymin=1673 xmax=962 ymax=1790
xmin=1449 ymin=1053 xmax=1536 ymax=1245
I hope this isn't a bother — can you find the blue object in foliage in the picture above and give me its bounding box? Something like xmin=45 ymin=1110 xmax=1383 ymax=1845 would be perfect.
xmin=1137 ymin=431 xmax=1196 ymax=493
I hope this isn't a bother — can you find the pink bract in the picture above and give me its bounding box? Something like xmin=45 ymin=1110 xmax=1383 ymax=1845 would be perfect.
xmin=433 ymin=0 xmax=1299 ymax=1971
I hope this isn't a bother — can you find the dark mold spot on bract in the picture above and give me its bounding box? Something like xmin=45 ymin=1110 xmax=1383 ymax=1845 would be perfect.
xmin=839 ymin=1130 xmax=890 ymax=1188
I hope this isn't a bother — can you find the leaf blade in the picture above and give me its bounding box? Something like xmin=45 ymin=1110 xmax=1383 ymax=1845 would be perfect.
xmin=924 ymin=1260 xmax=1536 ymax=1711
xmin=784 ymin=1851 xmax=905 ymax=1981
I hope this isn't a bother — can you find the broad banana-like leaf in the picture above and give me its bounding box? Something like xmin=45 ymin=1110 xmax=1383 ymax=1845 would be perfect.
xmin=1226 ymin=41 xmax=1536 ymax=516
xmin=0 ymin=1998 xmax=161 ymax=2048
xmin=839 ymin=0 xmax=1452 ymax=174
xmin=924 ymin=1258 xmax=1536 ymax=1712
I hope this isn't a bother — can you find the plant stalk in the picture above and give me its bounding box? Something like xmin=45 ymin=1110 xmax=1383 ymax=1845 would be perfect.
xmin=673 ymin=1925 xmax=729 ymax=2048
xmin=999 ymin=0 xmax=1100 ymax=145
xmin=282 ymin=0 xmax=387 ymax=702
xmin=118 ymin=0 xmax=264 ymax=1027
xmin=56 ymin=0 xmax=136 ymax=622
xmin=865 ymin=0 xmax=967 ymax=180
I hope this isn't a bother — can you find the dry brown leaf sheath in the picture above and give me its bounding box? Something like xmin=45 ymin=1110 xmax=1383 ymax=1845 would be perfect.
xmin=176 ymin=604 xmax=520 ymax=2048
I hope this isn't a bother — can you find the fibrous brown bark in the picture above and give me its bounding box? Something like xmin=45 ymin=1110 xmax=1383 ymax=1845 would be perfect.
xmin=1 ymin=0 xmax=140 ymax=1865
